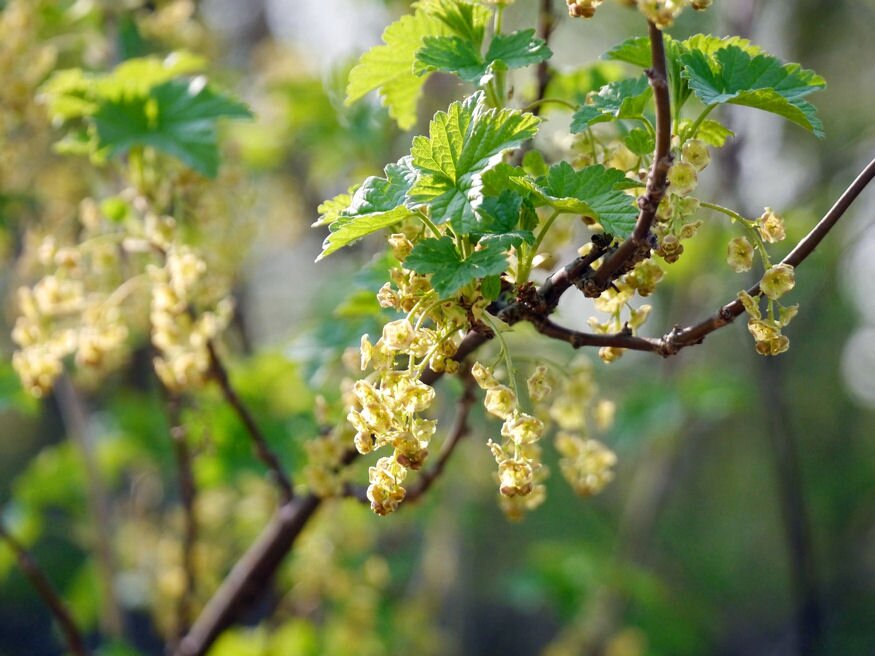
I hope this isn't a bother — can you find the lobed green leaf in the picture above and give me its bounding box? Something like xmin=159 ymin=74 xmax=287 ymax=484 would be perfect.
xmin=407 ymin=91 xmax=540 ymax=233
xmin=512 ymin=163 xmax=639 ymax=237
xmin=405 ymin=236 xmax=508 ymax=298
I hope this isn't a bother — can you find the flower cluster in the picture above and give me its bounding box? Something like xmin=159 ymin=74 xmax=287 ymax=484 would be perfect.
xmin=622 ymin=0 xmax=712 ymax=28
xmin=738 ymin=288 xmax=798 ymax=356
xmin=474 ymin=362 xmax=548 ymax=520
xmin=149 ymin=244 xmax=234 ymax=391
xmin=587 ymin=261 xmax=659 ymax=363
xmin=566 ymin=0 xmax=604 ymax=19
xmin=555 ymin=432 xmax=617 ymax=496
xmin=350 ymin=313 xmax=467 ymax=515
xmin=12 ymin=175 xmax=245 ymax=397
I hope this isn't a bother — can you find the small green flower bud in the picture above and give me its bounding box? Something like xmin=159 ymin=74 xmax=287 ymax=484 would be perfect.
xmin=388 ymin=233 xmax=413 ymax=260
xmin=667 ymin=162 xmax=698 ymax=196
xmin=682 ymin=139 xmax=711 ymax=170
xmin=737 ymin=289 xmax=762 ymax=320
xmin=760 ymin=263 xmax=795 ymax=300
xmin=757 ymin=207 xmax=786 ymax=243
xmin=485 ymin=385 xmax=518 ymax=419
xmin=727 ymin=236 xmax=754 ymax=272
xmin=472 ymin=361 xmax=498 ymax=389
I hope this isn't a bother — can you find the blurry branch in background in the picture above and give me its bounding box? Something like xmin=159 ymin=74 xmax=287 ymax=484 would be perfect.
xmin=206 ymin=340 xmax=294 ymax=501
xmin=54 ymin=375 xmax=124 ymax=639
xmin=533 ymin=0 xmax=556 ymax=117
xmin=162 ymin=388 xmax=198 ymax=640
xmin=756 ymin=357 xmax=824 ymax=655
xmin=0 ymin=517 xmax=90 ymax=656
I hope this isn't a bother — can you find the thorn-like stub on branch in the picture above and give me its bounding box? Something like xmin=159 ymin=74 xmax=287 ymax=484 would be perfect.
xmin=658 ymin=326 xmax=685 ymax=357
xmin=579 ymin=277 xmax=604 ymax=298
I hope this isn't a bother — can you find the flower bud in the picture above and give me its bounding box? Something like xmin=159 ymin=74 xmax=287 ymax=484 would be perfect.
xmin=727 ymin=236 xmax=754 ymax=273
xmin=667 ymin=162 xmax=698 ymax=196
xmin=485 ymin=385 xmax=517 ymax=419
xmin=682 ymin=139 xmax=711 ymax=171
xmin=760 ymin=263 xmax=795 ymax=300
xmin=757 ymin=207 xmax=786 ymax=243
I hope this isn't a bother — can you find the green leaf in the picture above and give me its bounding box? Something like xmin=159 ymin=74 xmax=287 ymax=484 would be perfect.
xmin=476 ymin=191 xmax=535 ymax=247
xmin=570 ymin=75 xmax=652 ymax=133
xmin=94 ymin=77 xmax=251 ymax=177
xmin=41 ymin=52 xmax=207 ymax=122
xmin=422 ymin=0 xmax=491 ymax=47
xmin=313 ymin=190 xmax=353 ymax=228
xmin=405 ymin=236 xmax=508 ymax=298
xmin=415 ymin=35 xmax=485 ymax=82
xmin=485 ymin=29 xmax=552 ymax=72
xmin=522 ymin=150 xmax=549 ymax=177
xmin=680 ymin=46 xmax=826 ymax=137
xmin=346 ymin=9 xmax=448 ymax=130
xmin=623 ymin=127 xmax=654 ymax=156
xmin=694 ymin=119 xmax=734 ymax=147
xmin=317 ymin=157 xmax=417 ymax=260
xmin=416 ymin=29 xmax=551 ymax=85
xmin=604 ymin=34 xmax=766 ymax=112
xmin=543 ymin=63 xmax=625 ymax=108
xmin=512 ymin=162 xmax=638 ymax=237
xmin=481 ymin=275 xmax=501 ymax=301
xmin=407 ymin=91 xmax=540 ymax=233
xmin=481 ymin=162 xmax=526 ymax=196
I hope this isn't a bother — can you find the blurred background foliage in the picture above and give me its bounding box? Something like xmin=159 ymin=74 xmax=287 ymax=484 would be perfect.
xmin=1 ymin=0 xmax=874 ymax=654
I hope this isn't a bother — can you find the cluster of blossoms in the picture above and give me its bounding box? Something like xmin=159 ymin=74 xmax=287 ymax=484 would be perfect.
xmin=653 ymin=139 xmax=712 ymax=264
xmin=723 ymin=207 xmax=798 ymax=356
xmin=738 ymin=267 xmax=797 ymax=356
xmin=587 ymin=258 xmax=661 ymax=364
xmin=568 ymin=0 xmax=712 ymax=26
xmin=471 ymin=358 xmax=617 ymax=520
xmin=543 ymin=360 xmax=617 ymax=498
xmin=12 ymin=179 xmax=243 ymax=397
xmin=475 ymin=362 xmax=549 ymax=519
xmin=726 ymin=207 xmax=787 ymax=273
xmin=347 ymin=251 xmax=474 ymax=513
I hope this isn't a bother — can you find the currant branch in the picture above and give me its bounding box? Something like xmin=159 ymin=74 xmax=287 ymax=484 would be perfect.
xmin=0 ymin=518 xmax=90 ymax=656
xmin=161 ymin=387 xmax=198 ymax=639
xmin=206 ymin=340 xmax=294 ymax=501
xmin=592 ymin=21 xmax=673 ymax=291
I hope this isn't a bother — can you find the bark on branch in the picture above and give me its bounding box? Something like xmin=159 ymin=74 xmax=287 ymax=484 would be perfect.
xmin=592 ymin=21 xmax=673 ymax=289
xmin=207 ymin=341 xmax=294 ymax=501
xmin=0 ymin=520 xmax=90 ymax=656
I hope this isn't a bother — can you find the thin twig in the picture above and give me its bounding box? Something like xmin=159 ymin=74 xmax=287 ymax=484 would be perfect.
xmin=658 ymin=156 xmax=875 ymax=353
xmin=174 ymin=494 xmax=321 ymax=656
xmin=206 ymin=341 xmax=294 ymax=501
xmin=593 ymin=21 xmax=673 ymax=289
xmin=163 ymin=390 xmax=198 ymax=638
xmin=406 ymin=373 xmax=477 ymax=503
xmin=756 ymin=356 xmax=824 ymax=655
xmin=531 ymin=0 xmax=556 ymax=118
xmin=0 ymin=520 xmax=90 ymax=656
xmin=54 ymin=375 xmax=124 ymax=639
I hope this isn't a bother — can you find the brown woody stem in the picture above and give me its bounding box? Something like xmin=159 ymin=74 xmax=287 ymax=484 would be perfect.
xmin=0 ymin=520 xmax=90 ymax=656
xmin=207 ymin=341 xmax=294 ymax=501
